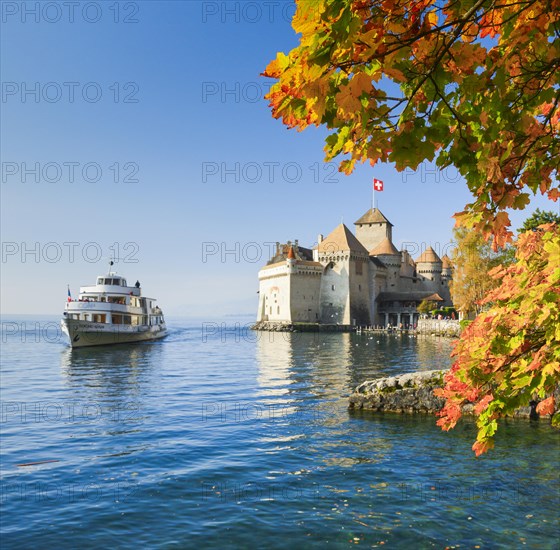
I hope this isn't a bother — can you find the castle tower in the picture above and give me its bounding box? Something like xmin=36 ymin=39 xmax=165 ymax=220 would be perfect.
xmin=354 ymin=208 xmax=393 ymax=252
xmin=440 ymin=254 xmax=453 ymax=306
xmin=415 ymin=246 xmax=443 ymax=290
xmin=257 ymin=243 xmax=323 ymax=324
xmin=369 ymin=238 xmax=401 ymax=290
xmin=317 ymin=223 xmax=371 ymax=326
xmin=441 ymin=255 xmax=453 ymax=282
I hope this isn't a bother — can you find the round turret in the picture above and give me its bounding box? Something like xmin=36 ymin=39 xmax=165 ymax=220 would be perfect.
xmin=415 ymin=246 xmax=442 ymax=285
xmin=441 ymin=255 xmax=453 ymax=281
xmin=370 ymin=238 xmax=401 ymax=286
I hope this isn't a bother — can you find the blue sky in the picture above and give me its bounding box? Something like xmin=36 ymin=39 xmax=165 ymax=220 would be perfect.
xmin=1 ymin=0 xmax=556 ymax=316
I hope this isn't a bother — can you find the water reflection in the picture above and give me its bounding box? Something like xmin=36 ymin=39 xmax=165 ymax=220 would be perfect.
xmin=60 ymin=342 xmax=162 ymax=394
xmin=255 ymin=331 xmax=396 ymax=467
xmin=59 ymin=342 xmax=164 ymax=437
xmin=254 ymin=331 xmax=295 ymax=397
xmin=255 ymin=331 xmax=455 ymax=399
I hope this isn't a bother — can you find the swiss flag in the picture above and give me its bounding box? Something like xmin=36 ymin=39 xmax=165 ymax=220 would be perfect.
xmin=373 ymin=178 xmax=384 ymax=191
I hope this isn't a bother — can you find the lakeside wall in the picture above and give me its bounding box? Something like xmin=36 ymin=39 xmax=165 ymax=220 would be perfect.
xmin=415 ymin=319 xmax=461 ymax=337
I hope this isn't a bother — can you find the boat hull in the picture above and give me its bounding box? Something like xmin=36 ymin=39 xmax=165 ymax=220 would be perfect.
xmin=61 ymin=319 xmax=167 ymax=348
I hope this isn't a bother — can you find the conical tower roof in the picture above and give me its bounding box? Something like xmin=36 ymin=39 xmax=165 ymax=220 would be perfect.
xmin=441 ymin=254 xmax=453 ymax=269
xmin=369 ymin=237 xmax=400 ymax=256
xmin=317 ymin=224 xmax=369 ymax=254
xmin=416 ymin=246 xmax=442 ymax=263
xmin=354 ymin=208 xmax=393 ymax=226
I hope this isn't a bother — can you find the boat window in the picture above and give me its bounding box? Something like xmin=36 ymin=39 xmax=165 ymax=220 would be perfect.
xmin=97 ymin=278 xmax=103 ymax=284
xmin=122 ymin=279 xmax=127 ymax=286
xmin=104 ymin=278 xmax=111 ymax=285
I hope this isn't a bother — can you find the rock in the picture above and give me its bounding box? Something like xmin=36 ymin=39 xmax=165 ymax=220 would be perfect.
xmin=349 ymin=369 xmax=558 ymax=423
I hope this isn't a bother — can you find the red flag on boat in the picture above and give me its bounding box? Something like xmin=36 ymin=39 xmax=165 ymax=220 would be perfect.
xmin=373 ymin=178 xmax=384 ymax=191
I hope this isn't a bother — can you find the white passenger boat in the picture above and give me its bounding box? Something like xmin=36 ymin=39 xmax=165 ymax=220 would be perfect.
xmin=61 ymin=266 xmax=167 ymax=348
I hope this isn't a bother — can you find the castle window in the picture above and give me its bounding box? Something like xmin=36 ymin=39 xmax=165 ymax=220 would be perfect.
xmin=277 ymin=306 xmax=280 ymax=314
xmin=355 ymin=259 xmax=363 ymax=275
xmin=358 ymin=284 xmax=362 ymax=291
xmin=332 ymin=285 xmax=335 ymax=291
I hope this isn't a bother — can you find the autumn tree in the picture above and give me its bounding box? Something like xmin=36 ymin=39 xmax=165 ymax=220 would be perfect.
xmin=450 ymin=227 xmax=514 ymax=318
xmin=263 ymin=0 xmax=560 ymax=454
xmin=263 ymin=0 xmax=559 ymax=247
xmin=435 ymin=223 xmax=560 ymax=456
xmin=519 ymin=208 xmax=560 ymax=232
xmin=417 ymin=299 xmax=437 ymax=314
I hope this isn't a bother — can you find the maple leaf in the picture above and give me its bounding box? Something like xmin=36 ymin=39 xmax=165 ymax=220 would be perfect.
xmin=536 ymin=396 xmax=556 ymax=416
xmin=474 ymin=393 xmax=494 ymax=415
xmin=472 ymin=439 xmax=494 ymax=457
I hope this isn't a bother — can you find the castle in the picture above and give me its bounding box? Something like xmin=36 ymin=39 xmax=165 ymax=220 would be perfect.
xmin=256 ymin=207 xmax=453 ymax=328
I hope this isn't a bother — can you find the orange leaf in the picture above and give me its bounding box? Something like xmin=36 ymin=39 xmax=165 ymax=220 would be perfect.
xmin=536 ymin=396 xmax=555 ymax=416
xmin=472 ymin=439 xmax=494 ymax=457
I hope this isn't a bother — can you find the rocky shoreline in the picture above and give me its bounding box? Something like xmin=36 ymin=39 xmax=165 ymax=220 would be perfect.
xmin=349 ymin=369 xmax=558 ymax=421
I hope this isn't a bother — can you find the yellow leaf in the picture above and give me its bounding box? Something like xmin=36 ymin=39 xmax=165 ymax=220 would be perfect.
xmin=427 ymin=11 xmax=438 ymax=28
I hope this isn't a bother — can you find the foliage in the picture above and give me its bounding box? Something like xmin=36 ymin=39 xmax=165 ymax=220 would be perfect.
xmin=450 ymin=226 xmax=515 ymax=317
xmin=459 ymin=319 xmax=472 ymax=330
xmin=435 ymin=224 xmax=560 ymax=456
xmin=431 ymin=308 xmax=456 ymax=317
xmin=520 ymin=208 xmax=560 ymax=232
xmin=263 ymin=0 xmax=559 ymax=247
xmin=417 ymin=299 xmax=437 ymax=314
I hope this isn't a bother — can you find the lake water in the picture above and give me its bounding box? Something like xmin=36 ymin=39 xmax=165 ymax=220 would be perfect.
xmin=1 ymin=317 xmax=559 ymax=548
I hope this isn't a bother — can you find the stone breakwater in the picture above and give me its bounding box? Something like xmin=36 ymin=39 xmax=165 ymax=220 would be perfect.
xmin=349 ymin=369 xmax=558 ymax=420
xmin=251 ymin=321 xmax=355 ymax=332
